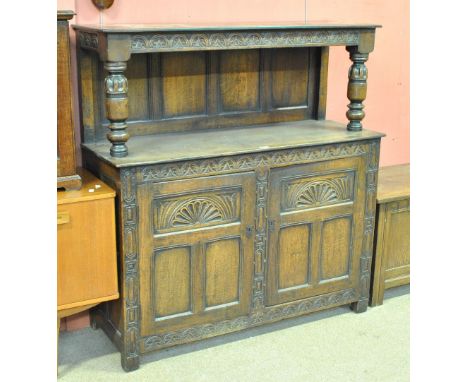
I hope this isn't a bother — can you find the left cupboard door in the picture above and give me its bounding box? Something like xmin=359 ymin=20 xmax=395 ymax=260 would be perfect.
xmin=138 ymin=172 xmax=256 ymax=336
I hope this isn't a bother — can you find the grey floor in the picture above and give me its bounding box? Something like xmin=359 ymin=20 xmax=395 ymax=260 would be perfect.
xmin=58 ymin=286 xmax=409 ymax=382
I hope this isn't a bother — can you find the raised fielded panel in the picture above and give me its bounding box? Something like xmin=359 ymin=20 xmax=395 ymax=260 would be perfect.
xmin=138 ymin=173 xmax=255 ymax=335
xmin=266 ymin=156 xmax=366 ymax=306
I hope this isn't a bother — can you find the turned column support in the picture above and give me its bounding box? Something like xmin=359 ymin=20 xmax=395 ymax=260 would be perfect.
xmin=346 ymin=48 xmax=369 ymax=131
xmin=345 ymin=30 xmax=375 ymax=132
xmin=104 ymin=61 xmax=129 ymax=157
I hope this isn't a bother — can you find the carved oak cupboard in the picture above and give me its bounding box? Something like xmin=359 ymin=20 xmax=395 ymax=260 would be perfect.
xmin=73 ymin=22 xmax=382 ymax=371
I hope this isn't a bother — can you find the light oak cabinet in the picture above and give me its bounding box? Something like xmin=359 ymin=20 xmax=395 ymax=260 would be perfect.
xmin=57 ymin=169 xmax=119 ymax=318
xmin=370 ymin=164 xmax=410 ymax=306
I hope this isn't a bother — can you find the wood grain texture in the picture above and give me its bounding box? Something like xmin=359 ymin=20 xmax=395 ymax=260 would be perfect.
xmin=74 ymin=23 xmax=381 ymax=371
xmin=161 ymin=52 xmax=207 ymax=117
xmin=219 ymin=50 xmax=260 ymax=112
xmin=377 ymin=163 xmax=410 ymax=203
xmin=57 ymin=169 xmax=118 ymax=310
xmin=370 ymin=164 xmax=410 ymax=306
xmin=57 ymin=11 xmax=81 ymax=189
xmin=205 ymin=238 xmax=241 ymax=307
xmin=278 ymin=224 xmax=310 ymax=290
xmin=153 ymin=246 xmax=192 ymax=318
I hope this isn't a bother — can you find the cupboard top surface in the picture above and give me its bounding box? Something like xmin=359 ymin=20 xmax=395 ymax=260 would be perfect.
xmin=73 ymin=22 xmax=380 ymax=33
xmin=82 ymin=120 xmax=384 ymax=168
xmin=377 ymin=164 xmax=410 ymax=203
xmin=58 ymin=168 xmax=115 ymax=204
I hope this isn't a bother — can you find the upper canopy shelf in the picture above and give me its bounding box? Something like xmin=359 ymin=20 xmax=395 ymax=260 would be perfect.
xmin=73 ymin=22 xmax=380 ymax=56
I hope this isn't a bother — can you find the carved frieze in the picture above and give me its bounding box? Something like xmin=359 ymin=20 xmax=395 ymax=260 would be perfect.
xmin=143 ymin=288 xmax=357 ymax=351
xmin=140 ymin=143 xmax=367 ymax=183
xmin=131 ymin=30 xmax=360 ymax=52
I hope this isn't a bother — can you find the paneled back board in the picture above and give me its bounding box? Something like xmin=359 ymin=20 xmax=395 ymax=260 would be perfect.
xmin=74 ymin=22 xmax=382 ymax=371
xmin=79 ymin=46 xmax=328 ymax=141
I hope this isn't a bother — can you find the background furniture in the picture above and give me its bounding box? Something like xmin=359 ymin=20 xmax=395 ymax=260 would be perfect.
xmin=57 ymin=10 xmax=81 ymax=190
xmin=74 ymin=22 xmax=382 ymax=371
xmin=370 ymin=164 xmax=410 ymax=306
xmin=57 ymin=168 xmax=119 ymax=326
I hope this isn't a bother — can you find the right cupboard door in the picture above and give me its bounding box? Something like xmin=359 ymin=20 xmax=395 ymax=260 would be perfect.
xmin=266 ymin=156 xmax=366 ymax=306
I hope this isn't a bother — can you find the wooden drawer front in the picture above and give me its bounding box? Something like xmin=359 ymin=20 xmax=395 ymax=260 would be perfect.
xmin=266 ymin=156 xmax=366 ymax=306
xmin=139 ymin=173 xmax=255 ymax=335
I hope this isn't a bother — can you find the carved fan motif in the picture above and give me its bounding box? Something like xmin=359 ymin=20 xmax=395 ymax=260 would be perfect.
xmin=172 ymin=200 xmax=223 ymax=226
xmin=284 ymin=176 xmax=352 ymax=210
xmin=157 ymin=193 xmax=238 ymax=230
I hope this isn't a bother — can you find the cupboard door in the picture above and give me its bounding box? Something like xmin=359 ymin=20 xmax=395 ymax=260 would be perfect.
xmin=139 ymin=173 xmax=255 ymax=335
xmin=266 ymin=156 xmax=366 ymax=306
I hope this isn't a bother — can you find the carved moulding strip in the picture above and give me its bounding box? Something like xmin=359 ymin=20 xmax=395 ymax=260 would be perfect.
xmin=139 ymin=143 xmax=368 ymax=183
xmin=142 ymin=288 xmax=358 ymax=351
xmin=131 ymin=30 xmax=360 ymax=53
xmin=253 ymin=167 xmax=269 ymax=311
xmin=357 ymin=140 xmax=380 ymax=307
xmin=78 ymin=31 xmax=99 ymax=50
xmin=120 ymin=168 xmax=141 ymax=369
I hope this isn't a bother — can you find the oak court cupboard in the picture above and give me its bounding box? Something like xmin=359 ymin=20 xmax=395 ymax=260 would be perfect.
xmin=73 ymin=22 xmax=383 ymax=371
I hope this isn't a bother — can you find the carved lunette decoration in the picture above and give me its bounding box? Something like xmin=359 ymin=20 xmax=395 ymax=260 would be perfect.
xmin=131 ymin=30 xmax=360 ymax=52
xmin=282 ymin=174 xmax=354 ymax=211
xmin=143 ymin=288 xmax=357 ymax=351
xmin=155 ymin=192 xmax=239 ymax=231
xmin=139 ymin=143 xmax=368 ymax=183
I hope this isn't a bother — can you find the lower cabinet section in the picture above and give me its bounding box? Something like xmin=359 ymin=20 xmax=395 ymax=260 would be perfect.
xmin=87 ymin=139 xmax=381 ymax=371
xmin=138 ymin=172 xmax=256 ymax=335
xmin=266 ymin=156 xmax=366 ymax=305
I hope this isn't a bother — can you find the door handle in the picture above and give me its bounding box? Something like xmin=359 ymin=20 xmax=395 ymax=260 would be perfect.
xmin=246 ymin=225 xmax=254 ymax=238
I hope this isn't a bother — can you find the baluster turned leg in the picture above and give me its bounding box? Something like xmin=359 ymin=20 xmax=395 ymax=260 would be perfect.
xmin=346 ymin=47 xmax=369 ymax=131
xmin=104 ymin=62 xmax=129 ymax=157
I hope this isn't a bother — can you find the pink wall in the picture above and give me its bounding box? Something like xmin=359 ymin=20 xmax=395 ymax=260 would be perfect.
xmin=57 ymin=0 xmax=409 ymax=330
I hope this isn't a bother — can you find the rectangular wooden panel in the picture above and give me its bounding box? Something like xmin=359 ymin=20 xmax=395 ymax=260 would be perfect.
xmin=161 ymin=52 xmax=207 ymax=117
xmin=278 ymin=224 xmax=311 ymax=290
xmin=126 ymin=54 xmax=150 ymax=121
xmin=385 ymin=208 xmax=410 ymax=269
xmin=219 ymin=50 xmax=260 ymax=112
xmin=270 ymin=48 xmax=309 ymax=109
xmin=204 ymin=237 xmax=241 ymax=308
xmin=319 ymin=216 xmax=352 ymax=282
xmin=266 ymin=155 xmax=366 ymax=306
xmin=152 ymin=246 xmax=192 ymax=319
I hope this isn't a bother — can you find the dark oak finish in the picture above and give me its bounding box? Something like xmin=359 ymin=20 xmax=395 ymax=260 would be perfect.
xmin=57 ymin=11 xmax=81 ymax=189
xmin=370 ymin=164 xmax=410 ymax=306
xmin=75 ymin=22 xmax=381 ymax=371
